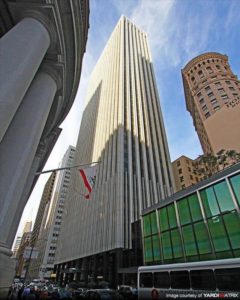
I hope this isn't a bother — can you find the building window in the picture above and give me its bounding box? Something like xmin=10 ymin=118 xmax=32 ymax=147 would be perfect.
xmin=199 ymin=98 xmax=205 ymax=105
xmin=181 ymin=184 xmax=186 ymax=189
xmin=218 ymin=88 xmax=224 ymax=93
xmin=221 ymin=94 xmax=228 ymax=100
xmin=197 ymin=92 xmax=202 ymax=98
xmin=229 ymin=86 xmax=235 ymax=91
xmin=216 ymin=65 xmax=221 ymax=70
xmin=208 ymin=92 xmax=214 ymax=97
xmin=226 ymin=81 xmax=231 ymax=85
xmin=215 ymin=82 xmax=221 ymax=88
xmin=206 ymin=66 xmax=213 ymax=74
xmin=198 ymin=70 xmax=204 ymax=79
xmin=202 ymin=105 xmax=208 ymax=111
xmin=205 ymin=86 xmax=211 ymax=92
xmin=205 ymin=112 xmax=210 ymax=118
xmin=191 ymin=76 xmax=195 ymax=82
xmin=178 ymin=168 xmax=182 ymax=174
xmin=211 ymin=98 xmax=218 ymax=105
xmin=177 ymin=161 xmax=181 ymax=167
xmin=214 ymin=105 xmax=220 ymax=111
xmin=188 ymin=167 xmax=191 ymax=172
xmin=180 ymin=176 xmax=184 ymax=182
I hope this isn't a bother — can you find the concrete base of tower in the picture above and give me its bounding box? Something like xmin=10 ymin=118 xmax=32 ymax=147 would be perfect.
xmin=0 ymin=252 xmax=16 ymax=300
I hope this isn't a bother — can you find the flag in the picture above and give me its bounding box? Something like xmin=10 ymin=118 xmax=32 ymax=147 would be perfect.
xmin=79 ymin=165 xmax=97 ymax=199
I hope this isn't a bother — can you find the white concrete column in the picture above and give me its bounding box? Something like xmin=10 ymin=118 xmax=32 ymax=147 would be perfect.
xmin=0 ymin=72 xmax=57 ymax=252
xmin=0 ymin=17 xmax=50 ymax=142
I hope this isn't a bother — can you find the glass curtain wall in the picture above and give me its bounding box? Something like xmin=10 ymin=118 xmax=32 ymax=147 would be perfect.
xmin=142 ymin=173 xmax=240 ymax=265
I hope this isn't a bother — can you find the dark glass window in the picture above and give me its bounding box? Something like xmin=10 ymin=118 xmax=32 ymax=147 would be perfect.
xmin=167 ymin=205 xmax=177 ymax=229
xmin=215 ymin=268 xmax=240 ymax=291
xmin=178 ymin=198 xmax=191 ymax=225
xmin=214 ymin=181 xmax=235 ymax=213
xmin=208 ymin=216 xmax=230 ymax=252
xmin=229 ymin=174 xmax=240 ymax=206
xmin=194 ymin=221 xmax=212 ymax=254
xmin=140 ymin=273 xmax=153 ymax=288
xmin=144 ymin=237 xmax=153 ymax=263
xmin=223 ymin=212 xmax=240 ymax=249
xmin=154 ymin=272 xmax=170 ymax=288
xmin=150 ymin=212 xmax=158 ymax=234
xmin=170 ymin=271 xmax=190 ymax=289
xmin=171 ymin=229 xmax=184 ymax=258
xmin=143 ymin=215 xmax=151 ymax=236
xmin=200 ymin=187 xmax=220 ymax=217
xmin=188 ymin=194 xmax=202 ymax=221
xmin=159 ymin=207 xmax=169 ymax=231
xmin=152 ymin=234 xmax=161 ymax=262
xmin=191 ymin=270 xmax=216 ymax=290
xmin=182 ymin=225 xmax=198 ymax=256
xmin=161 ymin=231 xmax=172 ymax=260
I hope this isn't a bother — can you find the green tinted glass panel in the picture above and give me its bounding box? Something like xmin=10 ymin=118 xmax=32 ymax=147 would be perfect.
xmin=143 ymin=215 xmax=151 ymax=237
xmin=214 ymin=181 xmax=235 ymax=213
xmin=150 ymin=212 xmax=158 ymax=234
xmin=167 ymin=204 xmax=177 ymax=228
xmin=161 ymin=231 xmax=172 ymax=259
xmin=171 ymin=229 xmax=183 ymax=258
xmin=182 ymin=225 xmax=198 ymax=256
xmin=200 ymin=187 xmax=220 ymax=217
xmin=159 ymin=207 xmax=169 ymax=231
xmin=208 ymin=216 xmax=230 ymax=252
xmin=188 ymin=194 xmax=202 ymax=221
xmin=230 ymin=174 xmax=240 ymax=207
xmin=152 ymin=234 xmax=161 ymax=261
xmin=223 ymin=212 xmax=240 ymax=249
xmin=144 ymin=237 xmax=153 ymax=263
xmin=178 ymin=198 xmax=191 ymax=225
xmin=194 ymin=221 xmax=212 ymax=254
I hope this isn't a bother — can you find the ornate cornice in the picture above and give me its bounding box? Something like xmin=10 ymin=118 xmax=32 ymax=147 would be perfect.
xmin=182 ymin=52 xmax=228 ymax=73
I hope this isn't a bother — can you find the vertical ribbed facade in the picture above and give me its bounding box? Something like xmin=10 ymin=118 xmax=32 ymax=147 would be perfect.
xmin=56 ymin=16 xmax=174 ymax=264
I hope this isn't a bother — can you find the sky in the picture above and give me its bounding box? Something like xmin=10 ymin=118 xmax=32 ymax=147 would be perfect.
xmin=14 ymin=0 xmax=240 ymax=242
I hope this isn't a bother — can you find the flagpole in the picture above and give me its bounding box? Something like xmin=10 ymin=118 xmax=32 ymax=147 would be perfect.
xmin=35 ymin=161 xmax=101 ymax=176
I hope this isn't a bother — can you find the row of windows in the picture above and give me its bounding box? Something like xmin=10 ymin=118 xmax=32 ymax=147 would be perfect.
xmin=143 ymin=174 xmax=240 ymax=264
xmin=144 ymin=211 xmax=240 ymax=264
xmin=191 ymin=65 xmax=228 ymax=83
xmin=140 ymin=268 xmax=240 ymax=291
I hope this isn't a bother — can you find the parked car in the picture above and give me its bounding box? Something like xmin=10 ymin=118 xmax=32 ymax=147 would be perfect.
xmin=118 ymin=285 xmax=138 ymax=300
xmin=84 ymin=289 xmax=123 ymax=300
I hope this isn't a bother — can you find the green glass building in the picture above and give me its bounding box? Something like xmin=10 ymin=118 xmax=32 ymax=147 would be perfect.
xmin=142 ymin=163 xmax=240 ymax=265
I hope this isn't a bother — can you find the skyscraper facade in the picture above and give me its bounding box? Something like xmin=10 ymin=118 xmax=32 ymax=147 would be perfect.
xmin=182 ymin=52 xmax=240 ymax=155
xmin=29 ymin=146 xmax=75 ymax=280
xmin=55 ymin=16 xmax=174 ymax=286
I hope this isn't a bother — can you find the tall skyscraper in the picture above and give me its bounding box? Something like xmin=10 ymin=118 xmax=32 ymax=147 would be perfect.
xmin=182 ymin=52 xmax=240 ymax=155
xmin=55 ymin=16 xmax=174 ymax=286
xmin=29 ymin=146 xmax=75 ymax=280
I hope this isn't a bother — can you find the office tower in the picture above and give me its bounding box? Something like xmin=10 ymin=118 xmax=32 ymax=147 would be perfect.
xmin=30 ymin=173 xmax=57 ymax=247
xmin=182 ymin=52 xmax=240 ymax=155
xmin=22 ymin=221 xmax=32 ymax=235
xmin=12 ymin=236 xmax=22 ymax=258
xmin=0 ymin=1 xmax=89 ymax=293
xmin=28 ymin=146 xmax=75 ymax=280
xmin=15 ymin=231 xmax=32 ymax=278
xmin=172 ymin=155 xmax=201 ymax=191
xmin=55 ymin=16 xmax=174 ymax=286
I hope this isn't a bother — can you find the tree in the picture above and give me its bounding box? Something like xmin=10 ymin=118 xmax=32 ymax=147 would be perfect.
xmin=194 ymin=149 xmax=240 ymax=181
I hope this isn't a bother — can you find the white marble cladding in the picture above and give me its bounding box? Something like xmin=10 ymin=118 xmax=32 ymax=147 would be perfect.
xmin=56 ymin=16 xmax=174 ymax=264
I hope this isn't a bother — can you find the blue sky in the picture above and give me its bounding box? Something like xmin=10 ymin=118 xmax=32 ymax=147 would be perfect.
xmin=15 ymin=0 xmax=240 ymax=240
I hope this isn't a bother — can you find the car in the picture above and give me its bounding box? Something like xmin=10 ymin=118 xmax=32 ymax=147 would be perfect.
xmin=118 ymin=285 xmax=138 ymax=300
xmin=84 ymin=289 xmax=124 ymax=300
